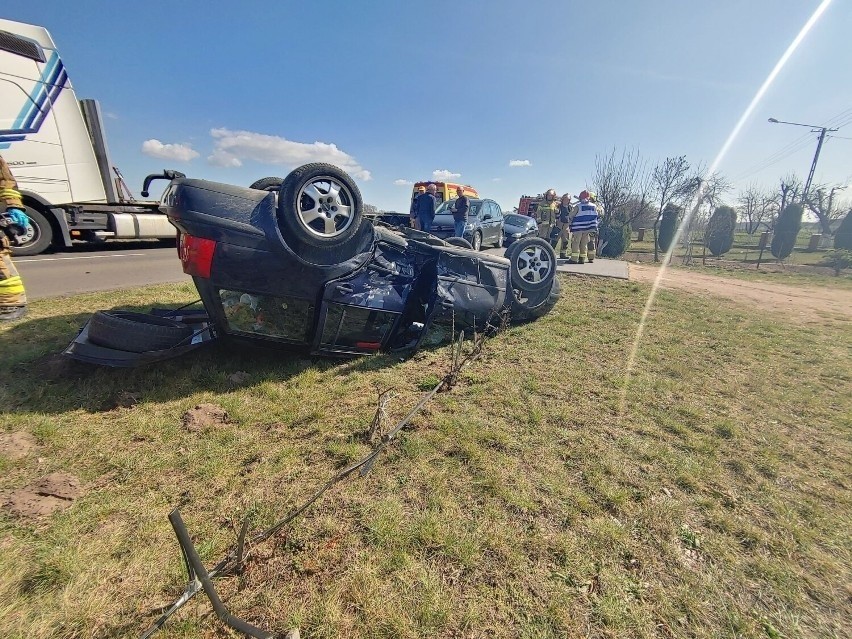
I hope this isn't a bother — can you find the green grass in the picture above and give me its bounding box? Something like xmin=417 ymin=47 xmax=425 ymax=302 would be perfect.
xmin=1 ymin=278 xmax=850 ymax=638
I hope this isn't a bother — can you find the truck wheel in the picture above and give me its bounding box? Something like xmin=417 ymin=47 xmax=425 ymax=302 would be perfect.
xmin=249 ymin=177 xmax=283 ymax=191
xmin=508 ymin=237 xmax=556 ymax=292
xmin=10 ymin=206 xmax=53 ymax=256
xmin=278 ymin=163 xmax=363 ymax=250
xmin=88 ymin=311 xmax=193 ymax=353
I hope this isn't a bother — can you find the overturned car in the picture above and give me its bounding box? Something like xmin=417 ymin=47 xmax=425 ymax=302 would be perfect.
xmin=65 ymin=164 xmax=559 ymax=365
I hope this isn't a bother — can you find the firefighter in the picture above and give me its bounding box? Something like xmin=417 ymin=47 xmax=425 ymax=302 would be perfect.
xmin=535 ymin=189 xmax=558 ymax=246
xmin=587 ymin=192 xmax=602 ymax=263
xmin=567 ymin=190 xmax=600 ymax=265
xmin=555 ymin=193 xmax=573 ymax=259
xmin=1 ymin=155 xmax=30 ymax=320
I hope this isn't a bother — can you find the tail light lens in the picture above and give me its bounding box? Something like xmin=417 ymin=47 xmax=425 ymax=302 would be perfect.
xmin=179 ymin=233 xmax=216 ymax=278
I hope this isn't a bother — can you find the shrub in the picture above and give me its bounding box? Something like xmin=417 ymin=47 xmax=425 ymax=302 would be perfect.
xmin=770 ymin=203 xmax=803 ymax=260
xmin=598 ymin=221 xmax=631 ymax=257
xmin=657 ymin=203 xmax=682 ymax=254
xmin=821 ymin=249 xmax=852 ymax=276
xmin=835 ymin=210 xmax=852 ymax=250
xmin=705 ymin=205 xmax=737 ymax=256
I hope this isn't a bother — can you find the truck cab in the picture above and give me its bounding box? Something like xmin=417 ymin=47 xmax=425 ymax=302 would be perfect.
xmin=0 ymin=18 xmax=175 ymax=255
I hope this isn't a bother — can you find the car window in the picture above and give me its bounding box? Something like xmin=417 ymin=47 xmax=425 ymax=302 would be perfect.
xmin=469 ymin=201 xmax=482 ymax=217
xmin=219 ymin=290 xmax=314 ymax=342
xmin=491 ymin=202 xmax=503 ymax=221
xmin=505 ymin=214 xmax=528 ymax=225
xmin=320 ymin=303 xmax=398 ymax=351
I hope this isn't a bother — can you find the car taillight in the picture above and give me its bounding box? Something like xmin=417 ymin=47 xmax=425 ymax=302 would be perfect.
xmin=179 ymin=233 xmax=216 ymax=278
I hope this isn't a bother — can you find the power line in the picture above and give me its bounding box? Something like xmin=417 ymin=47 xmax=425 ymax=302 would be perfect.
xmin=733 ymin=106 xmax=852 ymax=181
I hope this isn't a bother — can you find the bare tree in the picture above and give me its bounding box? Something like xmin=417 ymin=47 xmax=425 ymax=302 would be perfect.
xmin=776 ymin=174 xmax=802 ymax=227
xmin=590 ymin=147 xmax=649 ymax=227
xmin=737 ymin=185 xmax=761 ymax=235
xmin=651 ymin=156 xmax=697 ymax=261
xmin=804 ymin=184 xmax=848 ymax=236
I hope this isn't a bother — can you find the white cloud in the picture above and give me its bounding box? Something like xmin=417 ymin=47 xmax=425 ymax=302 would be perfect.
xmin=394 ymin=179 xmax=413 ymax=186
xmin=492 ymin=177 xmax=502 ymax=182
xmin=509 ymin=159 xmax=531 ymax=167
xmin=207 ymin=128 xmax=371 ymax=180
xmin=432 ymin=169 xmax=461 ymax=180
xmin=141 ymin=139 xmax=199 ymax=162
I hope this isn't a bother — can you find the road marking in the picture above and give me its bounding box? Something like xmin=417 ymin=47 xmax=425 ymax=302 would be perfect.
xmin=17 ymin=253 xmax=148 ymax=262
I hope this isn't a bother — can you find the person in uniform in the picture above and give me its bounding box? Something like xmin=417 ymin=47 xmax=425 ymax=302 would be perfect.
xmin=555 ymin=193 xmax=573 ymax=259
xmin=0 ymin=155 xmax=31 ymax=320
xmin=567 ymin=190 xmax=600 ymax=264
xmin=535 ymin=189 xmax=558 ymax=245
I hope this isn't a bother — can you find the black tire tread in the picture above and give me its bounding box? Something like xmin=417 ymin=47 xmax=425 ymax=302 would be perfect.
xmin=249 ymin=177 xmax=284 ymax=191
xmin=278 ymin=163 xmax=364 ymax=250
xmin=88 ymin=311 xmax=193 ymax=353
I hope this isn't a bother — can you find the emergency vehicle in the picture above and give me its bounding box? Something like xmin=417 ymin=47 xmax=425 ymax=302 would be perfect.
xmin=412 ymin=181 xmax=478 ymax=205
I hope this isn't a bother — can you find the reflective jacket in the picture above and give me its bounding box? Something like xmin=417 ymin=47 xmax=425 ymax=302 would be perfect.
xmin=536 ymin=200 xmax=558 ymax=227
xmin=0 ymin=156 xmax=24 ymax=210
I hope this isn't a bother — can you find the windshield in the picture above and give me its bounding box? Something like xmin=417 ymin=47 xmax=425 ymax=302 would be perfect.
xmin=435 ymin=198 xmax=482 ymax=216
xmin=504 ymin=213 xmax=533 ymax=226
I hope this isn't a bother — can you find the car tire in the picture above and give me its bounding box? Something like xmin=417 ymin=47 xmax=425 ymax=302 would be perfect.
xmin=9 ymin=205 xmax=53 ymax=256
xmin=249 ymin=177 xmax=284 ymax=191
xmin=278 ymin=163 xmax=363 ymax=250
xmin=508 ymin=237 xmax=556 ymax=292
xmin=88 ymin=311 xmax=194 ymax=353
xmin=445 ymin=237 xmax=473 ymax=249
xmin=511 ymin=277 xmax=560 ymax=322
xmin=472 ymin=232 xmax=482 ymax=251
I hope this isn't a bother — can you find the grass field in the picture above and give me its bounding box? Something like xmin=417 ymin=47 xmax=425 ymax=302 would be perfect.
xmin=1 ymin=276 xmax=850 ymax=638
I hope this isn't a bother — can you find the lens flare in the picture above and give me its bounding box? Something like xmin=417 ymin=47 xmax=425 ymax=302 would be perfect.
xmin=618 ymin=0 xmax=834 ymax=417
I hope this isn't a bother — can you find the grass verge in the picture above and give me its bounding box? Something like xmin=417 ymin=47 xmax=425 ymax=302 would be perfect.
xmin=1 ymin=278 xmax=850 ymax=638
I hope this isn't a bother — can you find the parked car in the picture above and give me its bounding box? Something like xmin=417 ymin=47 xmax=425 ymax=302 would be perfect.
xmin=429 ymin=198 xmax=504 ymax=251
xmin=64 ymin=164 xmax=559 ymax=366
xmin=503 ymin=213 xmax=538 ymax=246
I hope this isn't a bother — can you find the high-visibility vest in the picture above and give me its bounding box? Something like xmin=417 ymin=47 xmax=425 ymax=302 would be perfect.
xmin=570 ymin=202 xmax=599 ymax=232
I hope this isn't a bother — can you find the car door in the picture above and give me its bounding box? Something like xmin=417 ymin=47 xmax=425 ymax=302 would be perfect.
xmin=484 ymin=201 xmax=499 ymax=245
xmin=491 ymin=203 xmax=504 ymax=245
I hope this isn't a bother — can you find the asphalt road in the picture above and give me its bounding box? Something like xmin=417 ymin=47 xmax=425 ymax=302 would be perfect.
xmin=15 ymin=242 xmax=189 ymax=301
xmin=15 ymin=241 xmax=628 ymax=302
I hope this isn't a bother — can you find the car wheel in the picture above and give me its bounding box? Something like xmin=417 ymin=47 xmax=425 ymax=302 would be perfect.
xmin=249 ymin=177 xmax=284 ymax=191
xmin=508 ymin=237 xmax=556 ymax=292
xmin=472 ymin=232 xmax=482 ymax=251
xmin=88 ymin=311 xmax=194 ymax=353
xmin=9 ymin=205 xmax=53 ymax=257
xmin=445 ymin=237 xmax=473 ymax=249
xmin=278 ymin=163 xmax=363 ymax=250
xmin=511 ymin=277 xmax=560 ymax=322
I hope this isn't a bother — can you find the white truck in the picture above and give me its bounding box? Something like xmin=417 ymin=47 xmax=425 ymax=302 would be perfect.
xmin=0 ymin=18 xmax=178 ymax=255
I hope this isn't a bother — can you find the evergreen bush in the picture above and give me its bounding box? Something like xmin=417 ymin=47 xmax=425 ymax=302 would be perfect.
xmin=705 ymin=205 xmax=737 ymax=256
xmin=770 ymin=203 xmax=803 ymax=260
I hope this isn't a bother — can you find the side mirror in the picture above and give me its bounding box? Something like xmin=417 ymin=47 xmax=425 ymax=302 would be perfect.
xmin=482 ymin=213 xmax=492 ymax=221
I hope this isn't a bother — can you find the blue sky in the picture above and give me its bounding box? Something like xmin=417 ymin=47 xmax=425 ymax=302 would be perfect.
xmin=4 ymin=0 xmax=851 ymax=211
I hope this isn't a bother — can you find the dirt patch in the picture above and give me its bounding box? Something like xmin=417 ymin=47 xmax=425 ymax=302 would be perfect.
xmin=0 ymin=432 xmax=37 ymax=461
xmin=181 ymin=403 xmax=230 ymax=432
xmin=1 ymin=472 xmax=83 ymax=518
xmin=629 ymin=264 xmax=852 ymax=325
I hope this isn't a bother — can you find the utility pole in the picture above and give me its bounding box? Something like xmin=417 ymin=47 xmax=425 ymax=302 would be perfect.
xmin=768 ymin=118 xmax=838 ymax=200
